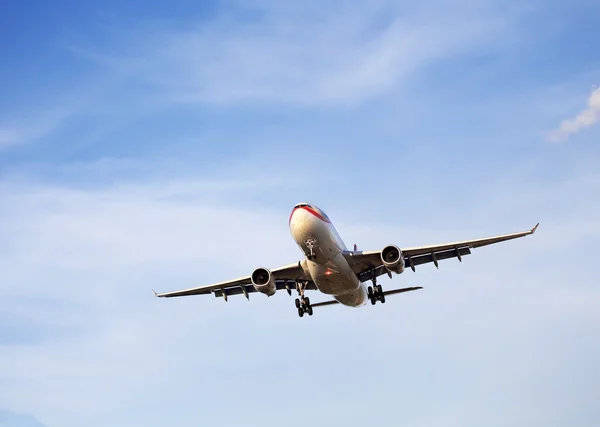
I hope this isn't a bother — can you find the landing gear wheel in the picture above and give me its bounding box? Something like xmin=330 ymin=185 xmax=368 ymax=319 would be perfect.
xmin=369 ymin=279 xmax=386 ymax=305
xmin=294 ymin=282 xmax=313 ymax=317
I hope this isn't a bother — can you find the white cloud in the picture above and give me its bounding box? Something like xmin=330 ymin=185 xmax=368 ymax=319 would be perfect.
xmin=0 ymin=129 xmax=24 ymax=149
xmin=0 ymin=0 xmax=533 ymax=152
xmin=0 ymin=410 xmax=48 ymax=427
xmin=0 ymin=104 xmax=84 ymax=151
xmin=0 ymin=124 xmax=56 ymax=150
xmin=547 ymin=86 xmax=600 ymax=142
xmin=0 ymin=72 xmax=125 ymax=151
xmin=73 ymin=0 xmax=520 ymax=107
xmin=1 ymin=156 xmax=599 ymax=427
xmin=0 ymin=178 xmax=299 ymax=426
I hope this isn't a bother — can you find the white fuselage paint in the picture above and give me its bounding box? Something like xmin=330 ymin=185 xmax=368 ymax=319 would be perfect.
xmin=289 ymin=205 xmax=368 ymax=307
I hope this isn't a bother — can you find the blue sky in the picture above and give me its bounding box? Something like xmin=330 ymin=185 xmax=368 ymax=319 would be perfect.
xmin=1 ymin=1 xmax=599 ymax=426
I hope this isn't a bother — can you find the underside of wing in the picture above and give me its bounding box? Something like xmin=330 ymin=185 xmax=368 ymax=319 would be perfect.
xmin=153 ymin=261 xmax=314 ymax=300
xmin=346 ymin=223 xmax=539 ymax=282
xmin=400 ymin=223 xmax=539 ymax=258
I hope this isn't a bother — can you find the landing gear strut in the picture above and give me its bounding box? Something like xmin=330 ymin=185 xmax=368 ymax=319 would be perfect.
xmin=367 ymin=271 xmax=386 ymax=305
xmin=305 ymin=238 xmax=317 ymax=261
xmin=295 ymin=281 xmax=313 ymax=317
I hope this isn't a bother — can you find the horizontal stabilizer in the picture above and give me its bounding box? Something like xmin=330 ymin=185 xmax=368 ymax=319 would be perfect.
xmin=311 ymin=299 xmax=340 ymax=308
xmin=311 ymin=286 xmax=423 ymax=308
xmin=382 ymin=286 xmax=423 ymax=296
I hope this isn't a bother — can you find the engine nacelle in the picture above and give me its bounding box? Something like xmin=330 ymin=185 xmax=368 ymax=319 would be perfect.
xmin=381 ymin=245 xmax=405 ymax=274
xmin=251 ymin=267 xmax=276 ymax=296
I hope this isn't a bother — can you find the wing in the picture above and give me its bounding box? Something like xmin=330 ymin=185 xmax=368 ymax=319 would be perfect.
xmin=346 ymin=223 xmax=539 ymax=282
xmin=152 ymin=261 xmax=313 ymax=300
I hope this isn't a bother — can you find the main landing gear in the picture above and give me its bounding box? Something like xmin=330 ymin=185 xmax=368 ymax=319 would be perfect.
xmin=367 ymin=272 xmax=386 ymax=305
xmin=295 ymin=281 xmax=313 ymax=317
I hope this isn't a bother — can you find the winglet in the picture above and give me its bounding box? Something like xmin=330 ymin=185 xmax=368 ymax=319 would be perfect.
xmin=151 ymin=289 xmax=158 ymax=297
xmin=531 ymin=222 xmax=540 ymax=234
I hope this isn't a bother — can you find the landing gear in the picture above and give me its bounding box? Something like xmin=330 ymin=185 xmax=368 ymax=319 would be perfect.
xmin=367 ymin=272 xmax=386 ymax=305
xmin=295 ymin=281 xmax=313 ymax=317
xmin=305 ymin=238 xmax=317 ymax=261
xmin=295 ymin=297 xmax=313 ymax=317
xmin=368 ymin=285 xmax=385 ymax=304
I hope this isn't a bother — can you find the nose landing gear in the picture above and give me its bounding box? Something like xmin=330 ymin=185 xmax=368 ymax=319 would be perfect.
xmin=304 ymin=238 xmax=317 ymax=261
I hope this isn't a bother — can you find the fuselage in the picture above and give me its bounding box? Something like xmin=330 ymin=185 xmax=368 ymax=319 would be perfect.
xmin=289 ymin=203 xmax=368 ymax=307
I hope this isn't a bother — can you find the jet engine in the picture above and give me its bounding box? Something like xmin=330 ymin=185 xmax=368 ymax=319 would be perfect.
xmin=381 ymin=245 xmax=405 ymax=274
xmin=251 ymin=267 xmax=276 ymax=296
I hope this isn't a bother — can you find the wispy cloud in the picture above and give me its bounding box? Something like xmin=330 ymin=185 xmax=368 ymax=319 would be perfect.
xmin=1 ymin=154 xmax=599 ymax=426
xmin=0 ymin=98 xmax=94 ymax=151
xmin=73 ymin=1 xmax=522 ymax=107
xmin=547 ymin=86 xmax=600 ymax=142
xmin=0 ymin=115 xmax=65 ymax=150
xmin=0 ymin=70 xmax=128 ymax=151
xmin=0 ymin=175 xmax=299 ymax=424
xmin=0 ymin=410 xmax=49 ymax=427
xmin=0 ymin=129 xmax=24 ymax=150
xmin=0 ymin=0 xmax=536 ymax=154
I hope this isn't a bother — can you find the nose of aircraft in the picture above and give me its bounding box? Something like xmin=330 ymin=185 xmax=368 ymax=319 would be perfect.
xmin=289 ymin=205 xmax=305 ymax=232
xmin=289 ymin=206 xmax=298 ymax=226
xmin=289 ymin=203 xmax=311 ymax=237
xmin=290 ymin=203 xmax=330 ymax=223
xmin=289 ymin=203 xmax=331 ymax=240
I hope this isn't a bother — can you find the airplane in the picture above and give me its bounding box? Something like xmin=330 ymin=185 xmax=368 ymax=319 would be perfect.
xmin=153 ymin=203 xmax=539 ymax=317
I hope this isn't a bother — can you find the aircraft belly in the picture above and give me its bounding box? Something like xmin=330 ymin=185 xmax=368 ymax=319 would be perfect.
xmin=307 ymin=252 xmax=359 ymax=296
xmin=334 ymin=285 xmax=367 ymax=307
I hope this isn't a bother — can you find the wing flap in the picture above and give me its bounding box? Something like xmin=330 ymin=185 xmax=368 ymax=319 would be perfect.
xmin=355 ymin=246 xmax=472 ymax=282
xmin=405 ymin=246 xmax=472 ymax=271
xmin=213 ymin=280 xmax=317 ymax=299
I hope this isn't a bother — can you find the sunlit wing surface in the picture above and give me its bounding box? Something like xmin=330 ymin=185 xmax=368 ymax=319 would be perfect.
xmin=346 ymin=223 xmax=539 ymax=283
xmin=153 ymin=262 xmax=313 ymax=299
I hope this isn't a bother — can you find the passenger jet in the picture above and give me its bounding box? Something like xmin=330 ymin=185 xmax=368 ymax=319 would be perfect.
xmin=154 ymin=203 xmax=538 ymax=317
